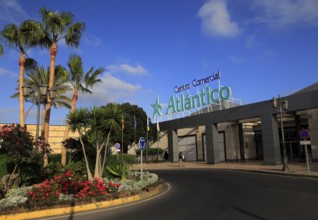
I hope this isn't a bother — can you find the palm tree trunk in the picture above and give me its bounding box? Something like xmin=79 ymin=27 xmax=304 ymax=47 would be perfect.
xmin=44 ymin=43 xmax=57 ymax=167
xmin=5 ymin=164 xmax=18 ymax=193
xmin=41 ymin=104 xmax=46 ymax=137
xmin=61 ymin=90 xmax=78 ymax=165
xmin=94 ymin=142 xmax=101 ymax=179
xmin=78 ymin=131 xmax=93 ymax=180
xmin=19 ymin=53 xmax=25 ymax=128
xmin=101 ymin=132 xmax=111 ymax=176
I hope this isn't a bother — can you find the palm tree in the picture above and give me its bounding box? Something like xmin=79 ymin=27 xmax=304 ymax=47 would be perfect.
xmin=11 ymin=65 xmax=72 ymax=166
xmin=67 ymin=105 xmax=122 ymax=180
xmin=26 ymin=65 xmax=72 ymax=166
xmin=12 ymin=65 xmax=72 ymax=123
xmin=38 ymin=7 xmax=85 ymax=145
xmin=61 ymin=54 xmax=104 ymax=165
xmin=1 ymin=20 xmax=43 ymax=127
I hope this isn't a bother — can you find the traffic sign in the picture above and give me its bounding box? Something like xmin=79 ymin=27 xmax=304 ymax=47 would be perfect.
xmin=139 ymin=137 xmax=146 ymax=151
xmin=299 ymin=129 xmax=310 ymax=140
xmin=115 ymin=143 xmax=120 ymax=149
xmin=300 ymin=140 xmax=311 ymax=145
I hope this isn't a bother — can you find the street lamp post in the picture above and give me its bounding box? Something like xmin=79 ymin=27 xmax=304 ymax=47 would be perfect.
xmin=272 ymin=95 xmax=289 ymax=172
xmin=22 ymin=84 xmax=56 ymax=141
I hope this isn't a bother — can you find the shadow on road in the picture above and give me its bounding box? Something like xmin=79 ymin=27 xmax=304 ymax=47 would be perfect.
xmin=68 ymin=198 xmax=75 ymax=220
xmin=232 ymin=206 xmax=266 ymax=220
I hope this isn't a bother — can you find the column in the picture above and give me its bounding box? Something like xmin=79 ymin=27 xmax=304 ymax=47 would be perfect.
xmin=238 ymin=123 xmax=245 ymax=162
xmin=308 ymin=109 xmax=318 ymax=160
xmin=168 ymin=128 xmax=179 ymax=163
xmin=261 ymin=114 xmax=282 ymax=164
xmin=205 ymin=123 xmax=219 ymax=164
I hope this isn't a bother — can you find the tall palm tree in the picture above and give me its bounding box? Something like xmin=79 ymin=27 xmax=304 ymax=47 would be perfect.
xmin=61 ymin=54 xmax=104 ymax=165
xmin=12 ymin=65 xmax=72 ymax=123
xmin=38 ymin=7 xmax=85 ymax=145
xmin=1 ymin=20 xmax=43 ymax=127
xmin=26 ymin=65 xmax=72 ymax=166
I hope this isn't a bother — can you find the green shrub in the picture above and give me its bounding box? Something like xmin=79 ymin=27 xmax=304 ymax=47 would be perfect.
xmin=117 ymin=172 xmax=159 ymax=193
xmin=0 ymin=125 xmax=46 ymax=187
xmin=104 ymin=155 xmax=133 ymax=179
xmin=0 ymin=186 xmax=33 ymax=210
xmin=48 ymin=154 xmax=61 ymax=164
xmin=65 ymin=161 xmax=86 ymax=179
xmin=0 ymin=155 xmax=14 ymax=179
xmin=122 ymin=154 xmax=137 ymax=164
xmin=46 ymin=160 xmax=86 ymax=180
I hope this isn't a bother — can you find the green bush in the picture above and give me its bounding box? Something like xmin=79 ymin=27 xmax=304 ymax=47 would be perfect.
xmin=19 ymin=153 xmax=46 ymax=186
xmin=48 ymin=154 xmax=61 ymax=164
xmin=117 ymin=172 xmax=159 ymax=193
xmin=122 ymin=154 xmax=137 ymax=164
xmin=104 ymin=155 xmax=134 ymax=179
xmin=0 ymin=155 xmax=14 ymax=179
xmin=0 ymin=125 xmax=46 ymax=187
xmin=46 ymin=160 xmax=86 ymax=180
xmin=65 ymin=161 xmax=86 ymax=179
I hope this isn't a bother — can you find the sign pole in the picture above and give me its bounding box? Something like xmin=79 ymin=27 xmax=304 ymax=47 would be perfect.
xmin=305 ymin=144 xmax=311 ymax=174
xmin=299 ymin=129 xmax=311 ymax=174
xmin=139 ymin=137 xmax=146 ymax=182
xmin=141 ymin=150 xmax=143 ymax=182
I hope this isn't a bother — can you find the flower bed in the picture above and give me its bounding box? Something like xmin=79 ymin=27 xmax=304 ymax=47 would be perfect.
xmin=0 ymin=170 xmax=161 ymax=215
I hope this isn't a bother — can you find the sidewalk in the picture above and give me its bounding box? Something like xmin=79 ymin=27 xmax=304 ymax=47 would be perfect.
xmin=132 ymin=161 xmax=318 ymax=178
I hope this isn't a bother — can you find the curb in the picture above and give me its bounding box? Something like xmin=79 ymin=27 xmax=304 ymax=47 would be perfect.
xmin=1 ymin=183 xmax=167 ymax=220
xmin=176 ymin=167 xmax=318 ymax=179
xmin=229 ymin=169 xmax=318 ymax=179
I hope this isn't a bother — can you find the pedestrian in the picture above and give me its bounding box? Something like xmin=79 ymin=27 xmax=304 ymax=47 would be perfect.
xmin=179 ymin=151 xmax=184 ymax=167
xmin=164 ymin=150 xmax=169 ymax=160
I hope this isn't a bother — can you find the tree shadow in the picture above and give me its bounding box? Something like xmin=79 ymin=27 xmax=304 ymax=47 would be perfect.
xmin=68 ymin=197 xmax=75 ymax=220
xmin=232 ymin=206 xmax=267 ymax=220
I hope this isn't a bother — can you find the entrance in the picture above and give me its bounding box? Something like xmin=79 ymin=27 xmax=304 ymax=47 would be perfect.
xmin=255 ymin=130 xmax=264 ymax=160
xmin=178 ymin=135 xmax=197 ymax=161
xmin=203 ymin=132 xmax=226 ymax=162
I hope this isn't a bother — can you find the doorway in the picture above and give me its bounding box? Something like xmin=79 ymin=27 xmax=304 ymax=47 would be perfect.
xmin=202 ymin=132 xmax=226 ymax=162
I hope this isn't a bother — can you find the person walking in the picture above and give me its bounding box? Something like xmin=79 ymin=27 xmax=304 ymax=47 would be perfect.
xmin=179 ymin=151 xmax=184 ymax=167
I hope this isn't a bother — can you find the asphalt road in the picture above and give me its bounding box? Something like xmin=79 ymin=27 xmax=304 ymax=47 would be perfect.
xmin=43 ymin=169 xmax=318 ymax=220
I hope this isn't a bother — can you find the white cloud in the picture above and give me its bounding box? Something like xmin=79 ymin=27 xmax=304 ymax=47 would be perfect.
xmin=252 ymin=0 xmax=318 ymax=28
xmin=78 ymin=73 xmax=141 ymax=106
xmin=0 ymin=67 xmax=17 ymax=77
xmin=0 ymin=0 xmax=28 ymax=23
xmin=197 ymin=0 xmax=241 ymax=38
xmin=229 ymin=55 xmax=248 ymax=64
xmin=83 ymin=34 xmax=102 ymax=47
xmin=107 ymin=64 xmax=148 ymax=75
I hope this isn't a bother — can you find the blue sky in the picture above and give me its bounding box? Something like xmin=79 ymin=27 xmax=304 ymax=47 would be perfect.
xmin=0 ymin=0 xmax=317 ymax=125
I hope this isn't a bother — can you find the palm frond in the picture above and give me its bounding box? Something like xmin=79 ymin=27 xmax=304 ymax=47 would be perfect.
xmin=67 ymin=108 xmax=90 ymax=132
xmin=0 ymin=44 xmax=4 ymax=55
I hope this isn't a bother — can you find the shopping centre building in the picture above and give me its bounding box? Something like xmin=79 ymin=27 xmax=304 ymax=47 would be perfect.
xmin=1 ymin=78 xmax=317 ymax=165
xmin=152 ymin=82 xmax=318 ymax=164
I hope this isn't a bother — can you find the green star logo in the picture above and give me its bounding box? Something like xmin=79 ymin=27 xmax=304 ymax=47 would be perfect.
xmin=151 ymin=96 xmax=163 ymax=118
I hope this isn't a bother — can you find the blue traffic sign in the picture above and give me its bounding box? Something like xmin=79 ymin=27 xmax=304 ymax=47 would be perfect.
xmin=139 ymin=137 xmax=146 ymax=151
xmin=115 ymin=143 xmax=120 ymax=149
xmin=299 ymin=129 xmax=310 ymax=140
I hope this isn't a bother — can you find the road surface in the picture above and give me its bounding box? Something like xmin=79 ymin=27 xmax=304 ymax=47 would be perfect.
xmin=41 ymin=169 xmax=318 ymax=220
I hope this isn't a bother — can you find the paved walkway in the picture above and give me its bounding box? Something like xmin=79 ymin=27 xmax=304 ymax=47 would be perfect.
xmin=132 ymin=161 xmax=318 ymax=178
